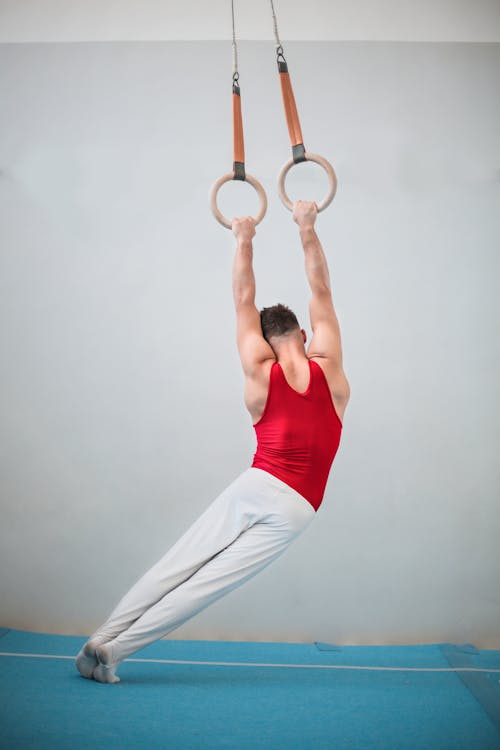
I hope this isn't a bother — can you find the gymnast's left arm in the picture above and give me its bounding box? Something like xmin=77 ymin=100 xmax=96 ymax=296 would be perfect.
xmin=231 ymin=217 xmax=275 ymax=377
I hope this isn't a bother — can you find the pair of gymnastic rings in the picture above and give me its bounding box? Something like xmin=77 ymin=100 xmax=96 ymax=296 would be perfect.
xmin=210 ymin=0 xmax=337 ymax=229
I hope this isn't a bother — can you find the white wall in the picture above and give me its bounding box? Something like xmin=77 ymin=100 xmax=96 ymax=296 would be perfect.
xmin=0 ymin=39 xmax=499 ymax=647
xmin=1 ymin=0 xmax=500 ymax=42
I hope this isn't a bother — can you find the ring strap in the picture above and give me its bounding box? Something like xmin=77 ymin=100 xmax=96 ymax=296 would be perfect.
xmin=232 ymin=82 xmax=245 ymax=181
xmin=278 ymin=60 xmax=306 ymax=164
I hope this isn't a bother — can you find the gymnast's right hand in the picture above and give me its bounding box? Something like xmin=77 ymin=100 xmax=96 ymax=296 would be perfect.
xmin=232 ymin=216 xmax=256 ymax=243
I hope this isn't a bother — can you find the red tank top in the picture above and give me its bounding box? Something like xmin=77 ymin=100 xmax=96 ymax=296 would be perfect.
xmin=251 ymin=359 xmax=342 ymax=511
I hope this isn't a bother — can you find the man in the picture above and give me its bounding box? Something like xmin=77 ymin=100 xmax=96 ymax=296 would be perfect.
xmin=76 ymin=200 xmax=350 ymax=683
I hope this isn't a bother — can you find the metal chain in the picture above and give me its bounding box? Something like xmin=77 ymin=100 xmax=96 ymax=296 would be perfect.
xmin=269 ymin=0 xmax=282 ymax=50
xmin=269 ymin=0 xmax=286 ymax=63
xmin=231 ymin=0 xmax=239 ymax=83
xmin=232 ymin=0 xmax=286 ymax=79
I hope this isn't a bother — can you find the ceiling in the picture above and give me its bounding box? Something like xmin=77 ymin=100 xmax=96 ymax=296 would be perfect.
xmin=1 ymin=0 xmax=499 ymax=43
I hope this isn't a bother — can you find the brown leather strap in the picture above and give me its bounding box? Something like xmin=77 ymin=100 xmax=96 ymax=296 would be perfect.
xmin=232 ymin=83 xmax=245 ymax=179
xmin=279 ymin=70 xmax=303 ymax=147
xmin=278 ymin=62 xmax=305 ymax=161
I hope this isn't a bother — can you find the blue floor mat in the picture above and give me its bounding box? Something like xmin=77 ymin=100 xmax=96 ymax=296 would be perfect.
xmin=0 ymin=629 xmax=499 ymax=750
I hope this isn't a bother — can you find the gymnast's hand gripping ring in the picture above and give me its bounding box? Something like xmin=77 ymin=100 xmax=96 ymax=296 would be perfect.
xmin=277 ymin=152 xmax=337 ymax=213
xmin=210 ymin=173 xmax=268 ymax=230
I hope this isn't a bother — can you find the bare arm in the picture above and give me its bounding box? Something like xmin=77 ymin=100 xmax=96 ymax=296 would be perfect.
xmin=294 ymin=201 xmax=350 ymax=400
xmin=232 ymin=217 xmax=275 ymax=376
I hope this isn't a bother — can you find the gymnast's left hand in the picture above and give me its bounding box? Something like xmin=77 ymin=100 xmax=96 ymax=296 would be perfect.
xmin=232 ymin=216 xmax=256 ymax=243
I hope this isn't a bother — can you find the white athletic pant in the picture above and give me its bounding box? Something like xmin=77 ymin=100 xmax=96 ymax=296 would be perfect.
xmin=90 ymin=468 xmax=316 ymax=663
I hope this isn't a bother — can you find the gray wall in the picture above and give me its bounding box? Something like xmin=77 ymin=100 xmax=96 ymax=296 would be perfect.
xmin=0 ymin=40 xmax=499 ymax=646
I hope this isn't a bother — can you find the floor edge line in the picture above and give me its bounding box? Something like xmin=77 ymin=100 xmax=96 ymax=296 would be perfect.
xmin=1 ymin=651 xmax=500 ymax=673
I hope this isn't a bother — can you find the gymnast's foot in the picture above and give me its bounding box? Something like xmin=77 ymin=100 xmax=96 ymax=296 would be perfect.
xmin=76 ymin=638 xmax=106 ymax=679
xmin=93 ymin=642 xmax=121 ymax=684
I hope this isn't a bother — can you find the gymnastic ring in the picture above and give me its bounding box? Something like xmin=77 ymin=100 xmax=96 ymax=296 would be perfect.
xmin=277 ymin=152 xmax=337 ymax=212
xmin=210 ymin=172 xmax=268 ymax=230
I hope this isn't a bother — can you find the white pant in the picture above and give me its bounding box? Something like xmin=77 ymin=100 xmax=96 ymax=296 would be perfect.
xmin=91 ymin=468 xmax=316 ymax=663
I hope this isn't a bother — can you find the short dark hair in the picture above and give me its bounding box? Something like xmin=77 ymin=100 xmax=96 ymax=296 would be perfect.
xmin=260 ymin=303 xmax=300 ymax=342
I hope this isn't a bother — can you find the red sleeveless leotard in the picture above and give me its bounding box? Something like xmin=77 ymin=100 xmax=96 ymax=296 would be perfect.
xmin=251 ymin=359 xmax=342 ymax=511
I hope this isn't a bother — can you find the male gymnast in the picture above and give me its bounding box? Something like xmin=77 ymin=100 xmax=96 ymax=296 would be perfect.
xmin=76 ymin=200 xmax=350 ymax=683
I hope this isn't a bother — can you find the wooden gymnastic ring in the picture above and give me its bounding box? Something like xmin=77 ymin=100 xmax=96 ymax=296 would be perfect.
xmin=277 ymin=152 xmax=337 ymax=212
xmin=210 ymin=172 xmax=268 ymax=230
